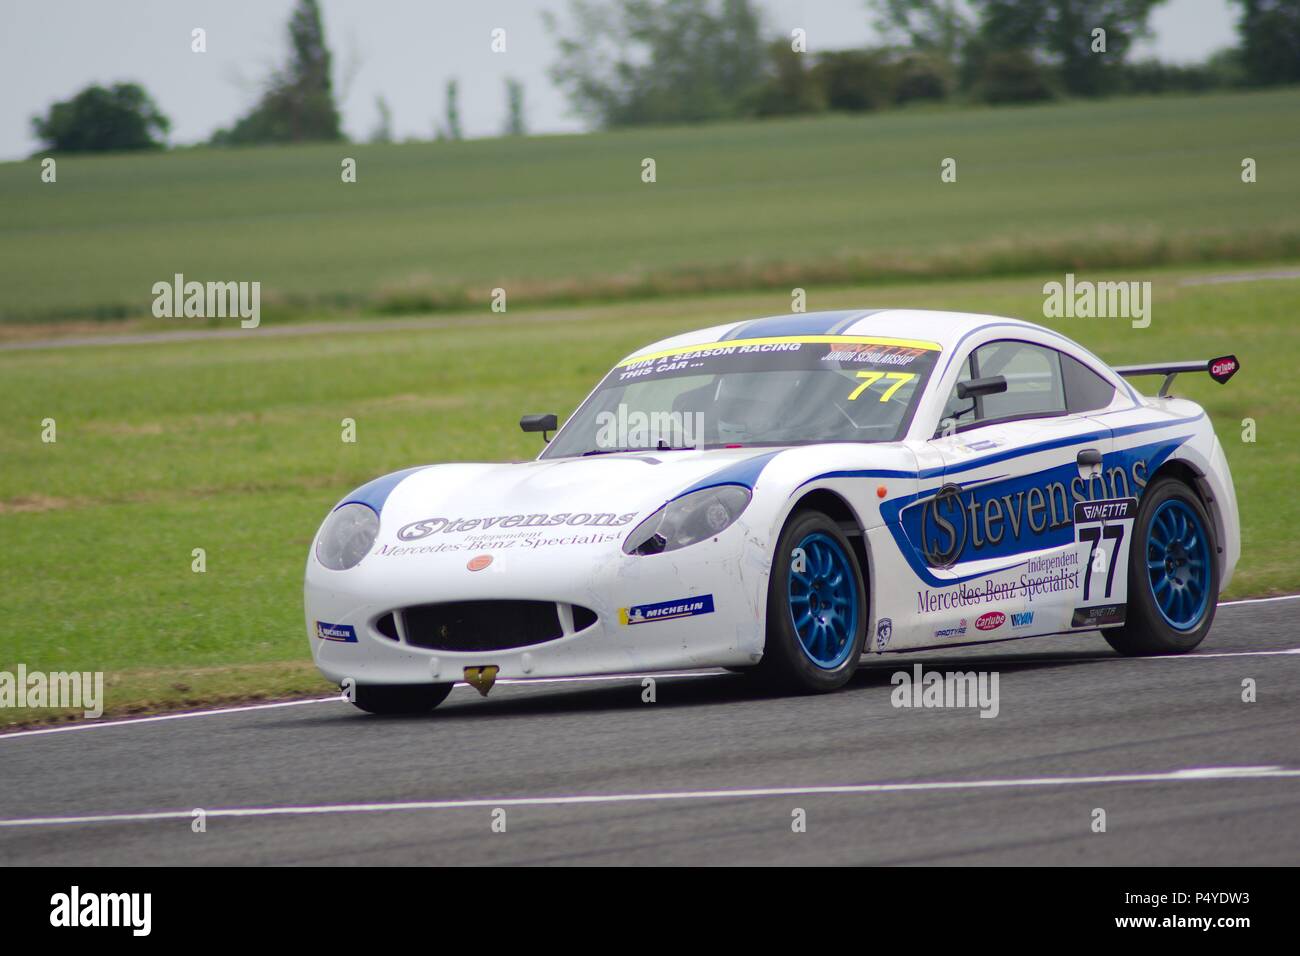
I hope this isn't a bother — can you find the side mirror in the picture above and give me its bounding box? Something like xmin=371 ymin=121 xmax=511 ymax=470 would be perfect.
xmin=956 ymin=376 xmax=1008 ymax=401
xmin=520 ymin=413 xmax=558 ymax=442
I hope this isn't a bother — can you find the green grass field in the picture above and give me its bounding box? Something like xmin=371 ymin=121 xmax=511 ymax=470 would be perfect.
xmin=2 ymin=263 xmax=1298 ymax=724
xmin=2 ymin=88 xmax=1299 ymax=322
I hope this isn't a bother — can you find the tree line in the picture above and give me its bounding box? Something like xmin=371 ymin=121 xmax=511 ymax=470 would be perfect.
xmin=28 ymin=0 xmax=1300 ymax=153
xmin=29 ymin=0 xmax=523 ymax=153
xmin=547 ymin=0 xmax=1300 ymax=126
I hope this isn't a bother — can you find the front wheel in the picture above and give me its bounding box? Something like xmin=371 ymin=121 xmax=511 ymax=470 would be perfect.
xmin=757 ymin=510 xmax=867 ymax=692
xmin=1104 ymin=477 xmax=1218 ymax=656
xmin=350 ymin=682 xmax=454 ymax=715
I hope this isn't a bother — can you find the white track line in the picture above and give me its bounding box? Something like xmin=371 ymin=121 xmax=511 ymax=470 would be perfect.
xmin=1134 ymin=648 xmax=1300 ymax=660
xmin=1 ymin=596 xmax=1295 ymax=741
xmin=1219 ymin=593 xmax=1300 ymax=606
xmin=859 ymin=646 xmax=1300 ymax=669
xmin=0 ymin=671 xmax=719 ymax=740
xmin=0 ymin=696 xmax=341 ymax=740
xmin=2 ymin=766 xmax=1296 ymax=829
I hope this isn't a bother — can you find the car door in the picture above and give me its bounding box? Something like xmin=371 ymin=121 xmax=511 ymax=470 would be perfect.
xmin=922 ymin=339 xmax=1114 ymax=636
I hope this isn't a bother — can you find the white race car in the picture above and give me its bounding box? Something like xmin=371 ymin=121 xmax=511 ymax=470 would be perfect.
xmin=305 ymin=310 xmax=1240 ymax=714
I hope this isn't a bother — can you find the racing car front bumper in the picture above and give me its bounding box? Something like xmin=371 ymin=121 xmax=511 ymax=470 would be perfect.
xmin=304 ymin=525 xmax=768 ymax=686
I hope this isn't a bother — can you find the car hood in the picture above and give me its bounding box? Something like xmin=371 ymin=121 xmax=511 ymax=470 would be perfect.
xmin=364 ymin=447 xmax=781 ymax=552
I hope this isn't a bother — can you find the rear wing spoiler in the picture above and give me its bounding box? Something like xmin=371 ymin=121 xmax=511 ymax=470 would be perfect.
xmin=1113 ymin=355 xmax=1239 ymax=398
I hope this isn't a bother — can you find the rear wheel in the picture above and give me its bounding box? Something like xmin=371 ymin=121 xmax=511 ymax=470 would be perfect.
xmin=350 ymin=682 xmax=454 ymax=715
xmin=757 ymin=510 xmax=867 ymax=692
xmin=1104 ymin=477 xmax=1218 ymax=656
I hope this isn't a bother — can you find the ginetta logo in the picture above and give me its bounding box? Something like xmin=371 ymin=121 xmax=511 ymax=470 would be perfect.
xmin=975 ymin=611 xmax=1006 ymax=631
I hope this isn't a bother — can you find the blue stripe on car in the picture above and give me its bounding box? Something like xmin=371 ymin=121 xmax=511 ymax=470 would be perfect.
xmin=719 ymin=311 xmax=874 ymax=340
xmin=830 ymin=310 xmax=881 ymax=332
xmin=792 ymin=414 xmax=1204 ymax=489
xmin=336 ymin=465 xmax=426 ymax=514
xmin=674 ymin=450 xmax=784 ymax=498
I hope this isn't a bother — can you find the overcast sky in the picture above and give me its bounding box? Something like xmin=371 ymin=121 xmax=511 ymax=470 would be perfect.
xmin=0 ymin=0 xmax=1239 ymax=160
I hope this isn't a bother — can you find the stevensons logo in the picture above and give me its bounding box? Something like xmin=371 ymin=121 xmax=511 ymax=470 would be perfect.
xmin=917 ymin=457 xmax=1151 ymax=567
xmin=398 ymin=511 xmax=637 ymax=541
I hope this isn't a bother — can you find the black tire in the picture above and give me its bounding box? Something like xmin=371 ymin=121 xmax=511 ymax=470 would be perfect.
xmin=350 ymin=682 xmax=454 ymax=715
xmin=1103 ymin=477 xmax=1219 ymax=656
xmin=757 ymin=510 xmax=868 ymax=692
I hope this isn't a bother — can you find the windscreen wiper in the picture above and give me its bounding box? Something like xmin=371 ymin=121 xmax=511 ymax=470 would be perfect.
xmin=580 ymin=444 xmax=697 ymax=456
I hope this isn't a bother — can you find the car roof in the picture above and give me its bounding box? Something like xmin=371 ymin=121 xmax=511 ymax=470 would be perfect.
xmin=621 ymin=309 xmax=1040 ymax=362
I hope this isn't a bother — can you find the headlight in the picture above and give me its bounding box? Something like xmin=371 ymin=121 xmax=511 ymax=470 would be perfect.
xmin=315 ymin=503 xmax=380 ymax=570
xmin=623 ymin=485 xmax=751 ymax=556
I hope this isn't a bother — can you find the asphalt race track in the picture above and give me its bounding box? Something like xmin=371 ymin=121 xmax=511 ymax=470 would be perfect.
xmin=2 ymin=596 xmax=1298 ymax=866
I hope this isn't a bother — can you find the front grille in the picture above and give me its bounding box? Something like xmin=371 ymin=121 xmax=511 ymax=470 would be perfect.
xmin=572 ymin=604 xmax=598 ymax=631
xmin=374 ymin=613 xmax=399 ymax=641
xmin=401 ymin=600 xmax=594 ymax=652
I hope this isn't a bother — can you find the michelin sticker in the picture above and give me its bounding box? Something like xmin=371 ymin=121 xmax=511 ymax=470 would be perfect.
xmin=315 ymin=621 xmax=358 ymax=643
xmin=620 ymin=594 xmax=715 ymax=626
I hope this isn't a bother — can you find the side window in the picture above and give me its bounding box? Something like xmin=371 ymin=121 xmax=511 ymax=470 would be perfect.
xmin=938 ymin=341 xmax=1066 ymax=434
xmin=975 ymin=341 xmax=1065 ymax=421
xmin=1061 ymin=353 xmax=1116 ymax=412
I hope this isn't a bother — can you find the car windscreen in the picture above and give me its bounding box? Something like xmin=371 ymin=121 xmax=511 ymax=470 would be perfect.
xmin=543 ymin=336 xmax=941 ymax=458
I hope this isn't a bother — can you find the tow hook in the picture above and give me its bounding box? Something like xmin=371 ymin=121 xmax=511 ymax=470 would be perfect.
xmin=463 ymin=666 xmax=499 ymax=697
